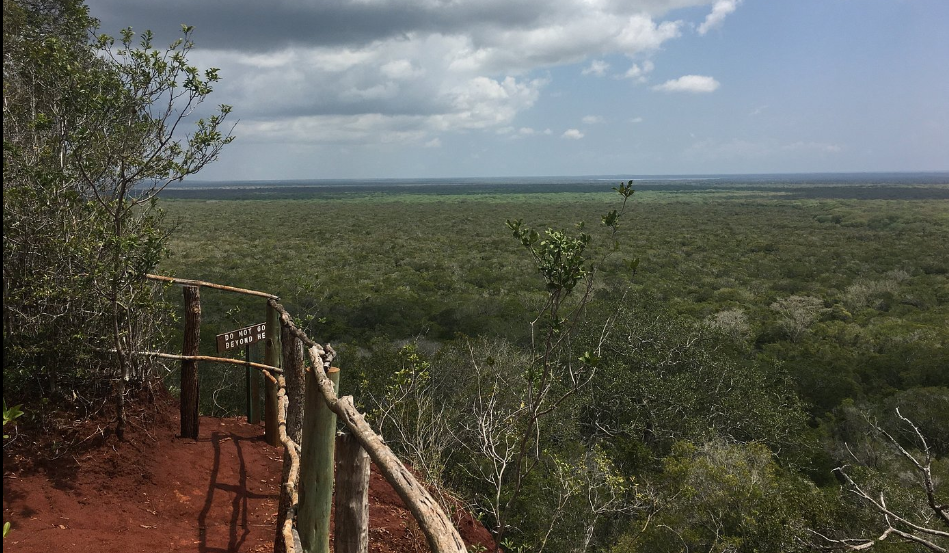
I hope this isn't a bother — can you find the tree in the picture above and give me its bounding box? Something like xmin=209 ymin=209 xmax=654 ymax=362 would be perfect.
xmin=585 ymin=302 xmax=809 ymax=459
xmin=613 ymin=440 xmax=821 ymax=553
xmin=770 ymin=295 xmax=827 ymax=343
xmin=815 ymin=409 xmax=949 ymax=551
xmin=464 ymin=181 xmax=636 ymax=549
xmin=3 ymin=0 xmax=232 ymax=437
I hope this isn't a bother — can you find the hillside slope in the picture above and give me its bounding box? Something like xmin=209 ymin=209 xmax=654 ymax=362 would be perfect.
xmin=3 ymin=401 xmax=492 ymax=552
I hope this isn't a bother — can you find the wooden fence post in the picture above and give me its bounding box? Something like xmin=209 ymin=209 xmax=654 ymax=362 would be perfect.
xmin=335 ymin=431 xmax=370 ymax=553
xmin=275 ymin=323 xmax=306 ymax=553
xmin=180 ymin=285 xmax=201 ymax=440
xmin=264 ymin=301 xmax=282 ymax=446
xmin=298 ymin=366 xmax=340 ymax=553
xmin=246 ymin=344 xmax=261 ymax=424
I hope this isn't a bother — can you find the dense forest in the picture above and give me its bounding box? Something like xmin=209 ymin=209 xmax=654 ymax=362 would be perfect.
xmin=3 ymin=0 xmax=947 ymax=550
xmin=152 ymin=181 xmax=949 ymax=552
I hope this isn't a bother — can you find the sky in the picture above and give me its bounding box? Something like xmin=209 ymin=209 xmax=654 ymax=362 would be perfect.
xmin=85 ymin=0 xmax=949 ymax=181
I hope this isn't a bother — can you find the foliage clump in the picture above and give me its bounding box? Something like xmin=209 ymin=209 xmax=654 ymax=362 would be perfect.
xmin=2 ymin=0 xmax=231 ymax=436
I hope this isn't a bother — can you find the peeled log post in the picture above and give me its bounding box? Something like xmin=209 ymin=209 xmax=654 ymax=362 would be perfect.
xmin=247 ymin=343 xmax=261 ymax=425
xmin=265 ymin=301 xmax=282 ymax=446
xmin=276 ymin=377 xmax=302 ymax=553
xmin=249 ymin=363 xmax=261 ymax=424
xmin=303 ymin=345 xmax=466 ymax=553
xmin=275 ymin=325 xmax=306 ymax=553
xmin=180 ymin=285 xmax=201 ymax=440
xmin=335 ymin=432 xmax=370 ymax=553
xmin=298 ymin=366 xmax=340 ymax=553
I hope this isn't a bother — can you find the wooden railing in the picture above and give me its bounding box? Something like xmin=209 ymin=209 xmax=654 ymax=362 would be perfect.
xmin=144 ymin=274 xmax=467 ymax=553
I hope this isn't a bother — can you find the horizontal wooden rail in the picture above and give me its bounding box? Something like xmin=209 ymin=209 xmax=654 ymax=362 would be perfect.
xmin=268 ymin=300 xmax=323 ymax=351
xmin=268 ymin=297 xmax=466 ymax=552
xmin=139 ymin=279 xmax=466 ymax=552
xmin=127 ymin=350 xmax=282 ymax=382
xmin=146 ymin=274 xmax=279 ymax=300
xmin=301 ymin=344 xmax=466 ymax=553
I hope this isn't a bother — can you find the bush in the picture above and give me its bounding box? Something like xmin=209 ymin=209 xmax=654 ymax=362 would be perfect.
xmin=2 ymin=0 xmax=231 ymax=435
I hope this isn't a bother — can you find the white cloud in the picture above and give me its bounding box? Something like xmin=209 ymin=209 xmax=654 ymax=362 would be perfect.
xmin=562 ymin=129 xmax=585 ymax=139
xmin=240 ymin=113 xmax=430 ymax=145
xmin=500 ymin=127 xmax=547 ymax=140
xmin=94 ymin=0 xmax=726 ymax=149
xmin=582 ymin=115 xmax=604 ymax=124
xmin=582 ymin=60 xmax=610 ymax=76
xmin=622 ymin=60 xmax=655 ymax=82
xmin=381 ymin=59 xmax=425 ymax=80
xmin=424 ymin=137 xmax=442 ymax=148
xmin=698 ymin=0 xmax=741 ymax=35
xmin=630 ymin=116 xmax=644 ymax=123
xmin=445 ymin=14 xmax=683 ymax=75
xmin=653 ymin=74 xmax=720 ymax=93
xmin=616 ymin=15 xmax=683 ymax=52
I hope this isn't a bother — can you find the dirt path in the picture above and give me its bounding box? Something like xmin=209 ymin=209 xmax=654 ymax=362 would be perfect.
xmin=3 ymin=410 xmax=491 ymax=553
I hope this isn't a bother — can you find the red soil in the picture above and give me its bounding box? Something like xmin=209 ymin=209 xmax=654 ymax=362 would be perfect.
xmin=2 ymin=400 xmax=492 ymax=553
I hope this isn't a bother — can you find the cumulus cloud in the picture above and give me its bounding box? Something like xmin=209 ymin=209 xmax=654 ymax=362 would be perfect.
xmin=630 ymin=116 xmax=644 ymax=123
xmin=381 ymin=59 xmax=425 ymax=80
xmin=582 ymin=115 xmax=604 ymax=124
xmin=653 ymin=75 xmax=720 ymax=93
xmin=582 ymin=60 xmax=610 ymax=76
xmin=622 ymin=60 xmax=655 ymax=82
xmin=562 ymin=129 xmax=585 ymax=139
xmin=698 ymin=0 xmax=741 ymax=35
xmin=498 ymin=127 xmax=549 ymax=140
xmin=87 ymin=0 xmax=724 ymax=147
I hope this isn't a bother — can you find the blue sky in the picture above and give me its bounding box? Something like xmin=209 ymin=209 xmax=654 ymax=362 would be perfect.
xmin=86 ymin=0 xmax=949 ymax=180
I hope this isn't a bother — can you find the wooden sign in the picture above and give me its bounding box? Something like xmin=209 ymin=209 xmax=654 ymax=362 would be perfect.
xmin=216 ymin=322 xmax=267 ymax=353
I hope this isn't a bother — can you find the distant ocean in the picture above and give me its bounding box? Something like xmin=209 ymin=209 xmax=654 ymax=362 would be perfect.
xmin=158 ymin=172 xmax=949 ymax=201
xmin=172 ymin=172 xmax=949 ymax=190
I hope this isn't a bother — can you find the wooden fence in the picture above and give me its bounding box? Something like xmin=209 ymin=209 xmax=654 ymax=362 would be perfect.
xmin=144 ymin=274 xmax=467 ymax=553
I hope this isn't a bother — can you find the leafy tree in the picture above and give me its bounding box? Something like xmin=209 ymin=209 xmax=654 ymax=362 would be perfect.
xmin=3 ymin=0 xmax=232 ymax=437
xmin=467 ymin=181 xmax=636 ymax=548
xmin=585 ymin=302 xmax=809 ymax=461
xmin=613 ymin=440 xmax=823 ymax=553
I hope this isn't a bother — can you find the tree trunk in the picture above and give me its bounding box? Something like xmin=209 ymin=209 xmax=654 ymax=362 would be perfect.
xmin=180 ymin=285 xmax=201 ymax=440
xmin=275 ymin=325 xmax=306 ymax=553
xmin=335 ymin=432 xmax=370 ymax=553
